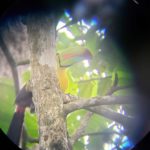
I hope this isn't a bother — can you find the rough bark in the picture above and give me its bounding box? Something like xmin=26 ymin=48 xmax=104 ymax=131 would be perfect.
xmin=27 ymin=14 xmax=70 ymax=150
xmin=64 ymin=95 xmax=134 ymax=115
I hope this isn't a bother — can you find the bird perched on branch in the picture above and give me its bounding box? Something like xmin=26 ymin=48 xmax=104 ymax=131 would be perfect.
xmin=57 ymin=47 xmax=92 ymax=93
xmin=7 ymin=85 xmax=32 ymax=146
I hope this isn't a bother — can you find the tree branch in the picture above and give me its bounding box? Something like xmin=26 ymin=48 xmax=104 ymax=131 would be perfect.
xmin=64 ymin=96 xmax=134 ymax=115
xmin=0 ymin=34 xmax=19 ymax=94
xmin=16 ymin=59 xmax=30 ymax=66
xmin=70 ymin=112 xmax=93 ymax=145
xmin=86 ymin=106 xmax=133 ymax=129
xmin=63 ymin=94 xmax=79 ymax=104
xmin=106 ymin=85 xmax=133 ymax=95
xmin=57 ymin=19 xmax=77 ymax=31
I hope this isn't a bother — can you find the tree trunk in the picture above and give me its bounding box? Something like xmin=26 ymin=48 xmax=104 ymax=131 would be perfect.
xmin=27 ymin=14 xmax=70 ymax=150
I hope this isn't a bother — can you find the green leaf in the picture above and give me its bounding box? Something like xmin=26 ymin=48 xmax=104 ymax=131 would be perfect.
xmin=73 ymin=140 xmax=85 ymax=150
xmin=85 ymin=114 xmax=109 ymax=133
xmin=22 ymin=70 xmax=31 ymax=84
xmin=114 ymin=88 xmax=134 ymax=96
xmin=86 ymin=136 xmax=104 ymax=150
xmin=97 ymin=77 xmax=112 ymax=96
xmin=24 ymin=110 xmax=38 ymax=138
xmin=68 ymin=24 xmax=83 ymax=37
xmin=56 ymin=32 xmax=76 ymax=50
xmin=66 ymin=73 xmax=78 ymax=95
xmin=67 ymin=110 xmax=87 ymax=136
xmin=78 ymin=82 xmax=94 ymax=98
xmin=0 ymin=78 xmax=15 ymax=133
xmin=69 ymin=63 xmax=87 ymax=78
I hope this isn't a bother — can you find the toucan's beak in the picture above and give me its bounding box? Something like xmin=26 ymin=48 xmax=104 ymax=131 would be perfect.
xmin=58 ymin=48 xmax=92 ymax=67
xmin=63 ymin=48 xmax=92 ymax=60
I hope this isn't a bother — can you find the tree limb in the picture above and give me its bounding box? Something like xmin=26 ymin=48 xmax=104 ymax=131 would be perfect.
xmin=64 ymin=96 xmax=134 ymax=115
xmin=70 ymin=112 xmax=93 ymax=145
xmin=0 ymin=34 xmax=19 ymax=94
xmin=86 ymin=106 xmax=133 ymax=129
xmin=16 ymin=59 xmax=30 ymax=66
xmin=63 ymin=94 xmax=79 ymax=104
xmin=106 ymin=85 xmax=133 ymax=95
xmin=57 ymin=19 xmax=77 ymax=31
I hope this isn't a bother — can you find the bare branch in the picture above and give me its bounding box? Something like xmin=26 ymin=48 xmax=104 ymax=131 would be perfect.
xmin=70 ymin=112 xmax=93 ymax=145
xmin=86 ymin=106 xmax=133 ymax=129
xmin=0 ymin=34 xmax=19 ymax=94
xmin=106 ymin=85 xmax=133 ymax=95
xmin=16 ymin=59 xmax=30 ymax=66
xmin=57 ymin=19 xmax=77 ymax=31
xmin=63 ymin=94 xmax=79 ymax=104
xmin=105 ymin=72 xmax=132 ymax=95
xmin=64 ymin=96 xmax=134 ymax=115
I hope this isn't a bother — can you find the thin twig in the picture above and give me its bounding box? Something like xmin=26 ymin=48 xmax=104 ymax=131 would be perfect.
xmin=106 ymin=85 xmax=133 ymax=95
xmin=70 ymin=112 xmax=93 ymax=145
xmin=57 ymin=19 xmax=77 ymax=31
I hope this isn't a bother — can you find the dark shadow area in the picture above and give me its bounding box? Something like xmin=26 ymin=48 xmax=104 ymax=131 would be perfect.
xmin=0 ymin=129 xmax=21 ymax=150
xmin=0 ymin=0 xmax=149 ymax=149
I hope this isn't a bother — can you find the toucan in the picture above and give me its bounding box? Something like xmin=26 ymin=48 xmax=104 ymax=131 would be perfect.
xmin=7 ymin=47 xmax=92 ymax=146
xmin=57 ymin=47 xmax=92 ymax=93
xmin=7 ymin=85 xmax=32 ymax=146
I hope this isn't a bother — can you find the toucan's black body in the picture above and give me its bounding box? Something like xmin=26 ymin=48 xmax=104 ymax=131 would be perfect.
xmin=7 ymin=110 xmax=25 ymax=146
xmin=7 ymin=85 xmax=32 ymax=146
